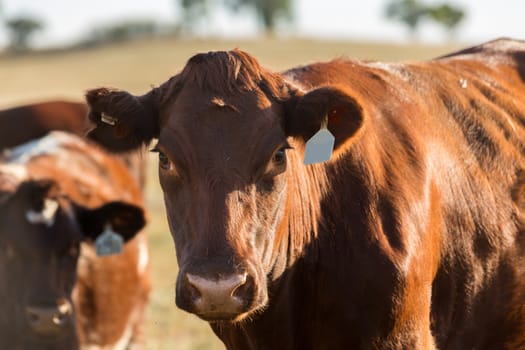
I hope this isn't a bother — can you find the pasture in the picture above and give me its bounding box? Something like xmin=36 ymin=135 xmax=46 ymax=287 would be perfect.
xmin=0 ymin=37 xmax=461 ymax=349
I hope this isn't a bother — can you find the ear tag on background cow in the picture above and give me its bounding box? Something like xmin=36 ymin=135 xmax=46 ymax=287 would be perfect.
xmin=101 ymin=113 xmax=117 ymax=126
xmin=95 ymin=225 xmax=123 ymax=257
xmin=303 ymin=116 xmax=335 ymax=165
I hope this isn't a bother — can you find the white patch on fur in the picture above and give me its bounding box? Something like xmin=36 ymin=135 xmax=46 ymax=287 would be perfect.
xmin=365 ymin=61 xmax=408 ymax=80
xmin=137 ymin=235 xmax=149 ymax=275
xmin=0 ymin=163 xmax=28 ymax=181
xmin=2 ymin=131 xmax=81 ymax=164
xmin=2 ymin=132 xmax=113 ymax=201
xmin=25 ymin=198 xmax=59 ymax=227
xmin=111 ymin=322 xmax=133 ymax=350
xmin=79 ymin=322 xmax=133 ymax=350
xmin=487 ymin=38 xmax=525 ymax=52
xmin=0 ymin=164 xmax=28 ymax=203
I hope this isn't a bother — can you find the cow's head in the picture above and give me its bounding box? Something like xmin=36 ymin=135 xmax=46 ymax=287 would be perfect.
xmin=86 ymin=50 xmax=366 ymax=322
xmin=0 ymin=179 xmax=145 ymax=344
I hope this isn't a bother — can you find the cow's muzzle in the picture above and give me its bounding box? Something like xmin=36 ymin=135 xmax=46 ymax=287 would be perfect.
xmin=25 ymin=300 xmax=73 ymax=336
xmin=176 ymin=270 xmax=258 ymax=321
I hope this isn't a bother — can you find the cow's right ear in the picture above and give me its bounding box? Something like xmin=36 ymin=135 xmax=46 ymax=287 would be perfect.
xmin=284 ymin=85 xmax=367 ymax=160
xmin=75 ymin=201 xmax=146 ymax=242
xmin=85 ymin=88 xmax=159 ymax=152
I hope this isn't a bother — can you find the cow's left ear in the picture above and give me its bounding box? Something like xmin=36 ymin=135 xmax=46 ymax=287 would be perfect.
xmin=85 ymin=88 xmax=159 ymax=152
xmin=285 ymin=85 xmax=366 ymax=156
xmin=75 ymin=201 xmax=146 ymax=242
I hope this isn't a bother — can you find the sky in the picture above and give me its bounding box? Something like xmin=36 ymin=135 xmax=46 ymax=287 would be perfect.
xmin=0 ymin=0 xmax=524 ymax=48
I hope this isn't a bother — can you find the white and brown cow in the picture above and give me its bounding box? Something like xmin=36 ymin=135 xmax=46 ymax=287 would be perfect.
xmin=0 ymin=131 xmax=150 ymax=350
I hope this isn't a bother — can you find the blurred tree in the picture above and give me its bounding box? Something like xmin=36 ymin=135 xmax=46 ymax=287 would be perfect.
xmin=385 ymin=0 xmax=428 ymax=38
xmin=385 ymin=0 xmax=465 ymax=40
xmin=225 ymin=0 xmax=292 ymax=34
xmin=95 ymin=20 xmax=157 ymax=43
xmin=79 ymin=20 xmax=158 ymax=48
xmin=5 ymin=16 xmax=43 ymax=52
xmin=429 ymin=3 xmax=465 ymax=36
xmin=178 ymin=0 xmax=292 ymax=35
xmin=179 ymin=0 xmax=210 ymax=34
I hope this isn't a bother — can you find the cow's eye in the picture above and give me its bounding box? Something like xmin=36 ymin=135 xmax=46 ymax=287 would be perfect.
xmin=273 ymin=148 xmax=286 ymax=165
xmin=264 ymin=146 xmax=290 ymax=176
xmin=150 ymin=146 xmax=171 ymax=170
xmin=158 ymin=152 xmax=170 ymax=169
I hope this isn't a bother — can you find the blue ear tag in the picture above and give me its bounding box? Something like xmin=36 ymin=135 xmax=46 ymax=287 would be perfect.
xmin=303 ymin=116 xmax=335 ymax=165
xmin=95 ymin=225 xmax=124 ymax=256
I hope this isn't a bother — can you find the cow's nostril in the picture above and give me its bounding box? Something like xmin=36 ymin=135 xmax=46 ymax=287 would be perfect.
xmin=28 ymin=311 xmax=40 ymax=324
xmin=232 ymin=273 xmax=254 ymax=300
xmin=53 ymin=312 xmax=69 ymax=326
xmin=186 ymin=272 xmax=248 ymax=298
xmin=230 ymin=272 xmax=248 ymax=296
xmin=187 ymin=281 xmax=202 ymax=300
xmin=53 ymin=312 xmax=66 ymax=325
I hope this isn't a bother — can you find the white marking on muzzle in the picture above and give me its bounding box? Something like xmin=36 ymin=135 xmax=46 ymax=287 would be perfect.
xmin=187 ymin=273 xmax=247 ymax=302
xmin=0 ymin=163 xmax=28 ymax=181
xmin=25 ymin=198 xmax=59 ymax=227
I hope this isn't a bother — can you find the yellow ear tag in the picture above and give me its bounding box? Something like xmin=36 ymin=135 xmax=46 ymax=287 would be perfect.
xmin=95 ymin=225 xmax=124 ymax=256
xmin=303 ymin=116 xmax=335 ymax=165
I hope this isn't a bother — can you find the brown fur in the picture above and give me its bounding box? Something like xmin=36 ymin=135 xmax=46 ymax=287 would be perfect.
xmin=86 ymin=39 xmax=525 ymax=349
xmin=0 ymin=100 xmax=89 ymax=149
xmin=0 ymin=132 xmax=150 ymax=349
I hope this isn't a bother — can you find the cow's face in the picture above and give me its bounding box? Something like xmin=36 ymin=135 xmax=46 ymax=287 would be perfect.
xmin=154 ymin=83 xmax=292 ymax=321
xmin=86 ymin=50 xmax=366 ymax=322
xmin=0 ymin=180 xmax=145 ymax=343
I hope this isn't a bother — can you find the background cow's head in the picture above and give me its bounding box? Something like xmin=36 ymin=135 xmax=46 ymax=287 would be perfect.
xmin=0 ymin=179 xmax=145 ymax=346
xmin=85 ymin=50 xmax=366 ymax=322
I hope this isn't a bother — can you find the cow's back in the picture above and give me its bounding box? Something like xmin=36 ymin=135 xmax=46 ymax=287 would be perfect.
xmin=0 ymin=101 xmax=89 ymax=150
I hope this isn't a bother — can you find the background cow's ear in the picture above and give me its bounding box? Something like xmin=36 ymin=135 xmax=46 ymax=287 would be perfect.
xmin=285 ymin=85 xmax=366 ymax=155
xmin=76 ymin=201 xmax=146 ymax=242
xmin=85 ymin=88 xmax=159 ymax=152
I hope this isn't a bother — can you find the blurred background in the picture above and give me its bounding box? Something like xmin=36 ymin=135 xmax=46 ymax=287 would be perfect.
xmin=0 ymin=1 xmax=523 ymax=349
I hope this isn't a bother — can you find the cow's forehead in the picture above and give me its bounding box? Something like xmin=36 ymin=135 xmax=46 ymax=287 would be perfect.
xmin=161 ymin=83 xmax=280 ymax=138
xmin=157 ymin=49 xmax=289 ymax=126
xmin=161 ymin=94 xmax=284 ymax=157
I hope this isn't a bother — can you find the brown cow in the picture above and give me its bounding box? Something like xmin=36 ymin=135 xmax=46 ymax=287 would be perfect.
xmin=85 ymin=38 xmax=525 ymax=349
xmin=0 ymin=132 xmax=150 ymax=350
xmin=0 ymin=100 xmax=147 ymax=188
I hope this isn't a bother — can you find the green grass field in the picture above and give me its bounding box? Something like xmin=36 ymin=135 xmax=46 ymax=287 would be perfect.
xmin=0 ymin=37 xmax=463 ymax=349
